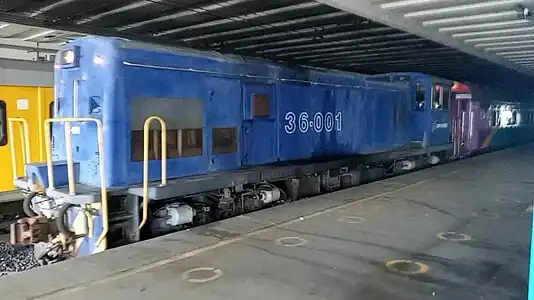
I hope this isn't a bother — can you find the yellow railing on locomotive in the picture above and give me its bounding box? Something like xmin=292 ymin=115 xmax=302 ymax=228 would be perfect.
xmin=44 ymin=118 xmax=108 ymax=249
xmin=140 ymin=116 xmax=168 ymax=230
xmin=7 ymin=118 xmax=31 ymax=179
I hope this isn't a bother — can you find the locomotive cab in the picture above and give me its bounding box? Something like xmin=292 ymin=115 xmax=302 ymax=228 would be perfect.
xmin=366 ymin=72 xmax=454 ymax=155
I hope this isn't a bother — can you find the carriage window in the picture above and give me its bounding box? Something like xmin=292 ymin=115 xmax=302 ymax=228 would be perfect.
xmin=213 ymin=127 xmax=237 ymax=154
xmin=49 ymin=101 xmax=54 ymax=118
xmin=253 ymin=94 xmax=270 ymax=117
xmin=511 ymin=110 xmax=518 ymax=125
xmin=490 ymin=108 xmax=498 ymax=127
xmin=130 ymin=97 xmax=204 ymax=161
xmin=0 ymin=100 xmax=6 ymax=146
xmin=415 ymin=82 xmax=425 ymax=110
xmin=49 ymin=101 xmax=54 ymax=140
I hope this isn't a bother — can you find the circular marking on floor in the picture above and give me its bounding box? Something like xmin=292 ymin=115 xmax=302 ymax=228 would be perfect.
xmin=274 ymin=236 xmax=308 ymax=247
xmin=436 ymin=232 xmax=471 ymax=242
xmin=337 ymin=216 xmax=366 ymax=224
xmin=181 ymin=267 xmax=223 ymax=283
xmin=385 ymin=260 xmax=429 ymax=275
xmin=472 ymin=211 xmax=500 ymax=219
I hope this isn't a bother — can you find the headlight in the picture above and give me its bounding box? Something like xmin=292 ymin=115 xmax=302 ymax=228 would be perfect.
xmin=63 ymin=50 xmax=74 ymax=64
xmin=58 ymin=46 xmax=80 ymax=67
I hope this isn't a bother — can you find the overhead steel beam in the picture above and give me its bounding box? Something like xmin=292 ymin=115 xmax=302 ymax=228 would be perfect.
xmin=0 ymin=38 xmax=58 ymax=53
xmin=315 ymin=0 xmax=534 ymax=76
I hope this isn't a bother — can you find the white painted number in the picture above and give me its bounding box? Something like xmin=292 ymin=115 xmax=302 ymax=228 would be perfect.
xmin=284 ymin=112 xmax=296 ymax=134
xmin=313 ymin=112 xmax=323 ymax=132
xmin=324 ymin=112 xmax=334 ymax=132
xmin=299 ymin=112 xmax=309 ymax=133
xmin=335 ymin=112 xmax=342 ymax=131
xmin=284 ymin=111 xmax=342 ymax=134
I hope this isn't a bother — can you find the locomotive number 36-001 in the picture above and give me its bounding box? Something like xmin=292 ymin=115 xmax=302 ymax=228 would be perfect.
xmin=284 ymin=111 xmax=342 ymax=134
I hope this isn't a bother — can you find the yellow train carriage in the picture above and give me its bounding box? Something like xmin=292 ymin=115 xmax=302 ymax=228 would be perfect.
xmin=0 ymin=58 xmax=54 ymax=203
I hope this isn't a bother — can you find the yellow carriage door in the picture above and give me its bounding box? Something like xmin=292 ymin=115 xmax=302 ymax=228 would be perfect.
xmin=0 ymin=86 xmax=53 ymax=193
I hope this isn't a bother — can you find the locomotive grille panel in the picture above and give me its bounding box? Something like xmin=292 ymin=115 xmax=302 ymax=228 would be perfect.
xmin=213 ymin=127 xmax=238 ymax=154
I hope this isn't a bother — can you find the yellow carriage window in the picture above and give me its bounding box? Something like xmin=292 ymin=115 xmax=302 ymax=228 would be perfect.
xmin=0 ymin=100 xmax=6 ymax=146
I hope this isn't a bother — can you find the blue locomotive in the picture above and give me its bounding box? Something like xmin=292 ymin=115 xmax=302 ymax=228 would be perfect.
xmin=9 ymin=36 xmax=480 ymax=260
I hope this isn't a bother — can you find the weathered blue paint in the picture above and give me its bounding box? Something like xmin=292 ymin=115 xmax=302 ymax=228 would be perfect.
xmin=25 ymin=161 xmax=79 ymax=188
xmin=366 ymin=72 xmax=454 ymax=149
xmin=26 ymin=36 xmax=413 ymax=191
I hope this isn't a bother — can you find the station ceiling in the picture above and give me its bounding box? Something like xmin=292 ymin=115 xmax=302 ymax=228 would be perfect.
xmin=0 ymin=0 xmax=533 ymax=88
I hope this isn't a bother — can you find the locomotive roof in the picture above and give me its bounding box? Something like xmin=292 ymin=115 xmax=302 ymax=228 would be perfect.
xmin=74 ymin=36 xmax=390 ymax=86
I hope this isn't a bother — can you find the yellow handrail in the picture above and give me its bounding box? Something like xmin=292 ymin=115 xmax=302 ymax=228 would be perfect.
xmin=43 ymin=118 xmax=108 ymax=248
xmin=8 ymin=118 xmax=31 ymax=179
xmin=140 ymin=116 xmax=167 ymax=230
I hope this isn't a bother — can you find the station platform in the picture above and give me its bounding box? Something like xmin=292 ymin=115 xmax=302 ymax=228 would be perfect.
xmin=0 ymin=144 xmax=533 ymax=300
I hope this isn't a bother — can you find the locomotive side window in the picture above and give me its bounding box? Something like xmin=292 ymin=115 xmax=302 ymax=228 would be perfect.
xmin=415 ymin=82 xmax=425 ymax=110
xmin=130 ymin=97 xmax=204 ymax=161
xmin=0 ymin=100 xmax=6 ymax=146
xmin=392 ymin=75 xmax=410 ymax=83
xmin=432 ymin=85 xmax=441 ymax=109
xmin=432 ymin=84 xmax=449 ymax=110
xmin=213 ymin=127 xmax=237 ymax=154
xmin=441 ymin=86 xmax=450 ymax=110
xmin=368 ymin=76 xmax=390 ymax=83
xmin=253 ymin=94 xmax=270 ymax=117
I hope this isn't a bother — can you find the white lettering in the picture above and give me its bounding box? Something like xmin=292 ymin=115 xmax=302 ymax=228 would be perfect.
xmin=284 ymin=111 xmax=342 ymax=134
xmin=284 ymin=112 xmax=296 ymax=134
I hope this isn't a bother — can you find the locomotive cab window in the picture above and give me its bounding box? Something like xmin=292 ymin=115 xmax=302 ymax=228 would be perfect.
xmin=213 ymin=127 xmax=237 ymax=154
xmin=432 ymin=84 xmax=450 ymax=110
xmin=392 ymin=75 xmax=410 ymax=83
xmin=415 ymin=82 xmax=426 ymax=110
xmin=130 ymin=97 xmax=204 ymax=161
xmin=0 ymin=100 xmax=6 ymax=146
xmin=253 ymin=94 xmax=270 ymax=117
xmin=368 ymin=76 xmax=390 ymax=83
xmin=442 ymin=86 xmax=450 ymax=110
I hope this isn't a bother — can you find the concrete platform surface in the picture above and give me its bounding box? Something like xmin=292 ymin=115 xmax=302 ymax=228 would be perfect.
xmin=1 ymin=144 xmax=533 ymax=300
